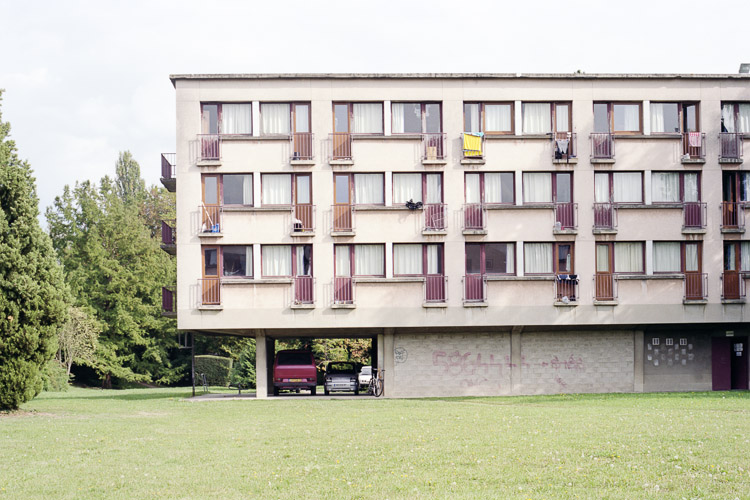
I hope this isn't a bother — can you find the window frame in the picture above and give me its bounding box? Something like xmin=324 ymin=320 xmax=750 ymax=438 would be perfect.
xmin=200 ymin=102 xmax=253 ymax=136
xmin=596 ymin=171 xmax=644 ymax=205
xmin=350 ymin=172 xmax=385 ymax=206
xmin=221 ymin=245 xmax=254 ymax=279
xmin=652 ymin=241 xmax=702 ymax=274
xmin=594 ymin=102 xmax=643 ymax=135
xmin=260 ymin=244 xmax=313 ymax=278
xmin=463 ymin=101 xmax=515 ymax=135
xmin=392 ymin=243 xmax=445 ymax=277
xmin=259 ymin=173 xmax=312 ymax=207
xmin=392 ymin=172 xmax=444 ymax=204
xmin=259 ymin=101 xmax=311 ymax=137
xmin=520 ymin=101 xmax=572 ymax=135
xmin=721 ymin=102 xmax=750 ymax=134
xmin=523 ymin=242 xmax=574 ymax=276
xmin=651 ymin=171 xmax=701 ymax=204
xmin=332 ymin=101 xmax=384 ymax=135
xmin=521 ymin=172 xmax=573 ymax=204
xmin=391 ymin=102 xmax=443 ymax=134
xmin=464 ymin=172 xmax=515 ymax=205
xmin=650 ymin=101 xmax=700 ymax=134
xmin=201 ymin=173 xmax=254 ymax=207
xmin=599 ymin=241 xmax=646 ymax=275
xmin=465 ymin=242 xmax=516 ymax=276
xmin=334 ymin=244 xmax=386 ymax=278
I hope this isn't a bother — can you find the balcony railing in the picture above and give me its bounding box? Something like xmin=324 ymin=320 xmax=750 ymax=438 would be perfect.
xmin=682 ymin=202 xmax=706 ymax=229
xmin=682 ymin=132 xmax=705 ymax=160
xmin=553 ymin=132 xmax=576 ymax=161
xmin=200 ymin=204 xmax=222 ymax=233
xmin=463 ymin=203 xmax=485 ymax=231
xmin=332 ymin=204 xmax=354 ymax=233
xmin=293 ymin=276 xmax=315 ymax=305
xmin=161 ymin=286 xmax=176 ymax=316
xmin=462 ymin=133 xmax=484 ymax=159
xmin=333 ymin=277 xmax=354 ymax=305
xmin=719 ymin=132 xmax=744 ymax=161
xmin=720 ymin=202 xmax=745 ymax=230
xmin=161 ymin=153 xmax=176 ymax=179
xmin=555 ymin=275 xmax=579 ymax=303
xmin=293 ymin=204 xmax=315 ymax=233
xmin=593 ymin=203 xmax=617 ymax=230
xmin=590 ymin=133 xmax=614 ymax=159
xmin=291 ymin=132 xmax=314 ymax=161
xmin=200 ymin=278 xmax=221 ymax=306
xmin=161 ymin=219 xmax=176 ymax=245
xmin=198 ymin=134 xmax=220 ymax=161
xmin=330 ymin=133 xmax=352 ymax=161
xmin=424 ymin=275 xmax=447 ymax=303
xmin=554 ymin=202 xmax=578 ymax=230
xmin=424 ymin=203 xmax=447 ymax=231
xmin=721 ymin=272 xmax=746 ymax=300
xmin=463 ymin=274 xmax=486 ymax=303
xmin=422 ymin=133 xmax=446 ymax=160
xmin=593 ymin=274 xmax=617 ymax=302
xmin=684 ymin=272 xmax=708 ymax=301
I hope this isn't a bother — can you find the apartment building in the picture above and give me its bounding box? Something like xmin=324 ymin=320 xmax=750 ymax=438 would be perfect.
xmin=161 ymin=73 xmax=750 ymax=398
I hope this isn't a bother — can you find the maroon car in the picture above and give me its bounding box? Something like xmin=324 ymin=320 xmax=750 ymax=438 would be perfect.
xmin=273 ymin=350 xmax=317 ymax=396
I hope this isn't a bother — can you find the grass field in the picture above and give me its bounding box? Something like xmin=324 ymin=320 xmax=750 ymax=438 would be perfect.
xmin=1 ymin=388 xmax=749 ymax=499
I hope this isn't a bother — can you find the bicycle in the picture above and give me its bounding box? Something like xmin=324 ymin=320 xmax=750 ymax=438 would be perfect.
xmin=368 ymin=368 xmax=384 ymax=397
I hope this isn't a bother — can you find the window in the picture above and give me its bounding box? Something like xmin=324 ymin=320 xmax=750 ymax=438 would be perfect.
xmin=721 ymin=103 xmax=750 ymax=133
xmin=260 ymin=102 xmax=311 ymax=136
xmin=222 ymin=246 xmax=253 ymax=278
xmin=333 ymin=102 xmax=383 ymax=134
xmin=521 ymin=102 xmax=571 ymax=134
xmin=614 ymin=242 xmax=644 ymax=273
xmin=723 ymin=171 xmax=750 ymax=203
xmin=724 ymin=241 xmax=750 ymax=272
xmin=335 ymin=244 xmax=385 ymax=277
xmin=202 ymin=174 xmax=253 ymax=206
xmin=393 ymin=244 xmax=444 ymax=276
xmin=653 ymin=242 xmax=701 ymax=273
xmin=393 ymin=173 xmax=442 ymax=204
xmin=524 ymin=242 xmax=573 ymax=275
xmin=392 ymin=102 xmax=441 ymax=134
xmin=594 ymin=102 xmax=642 ymax=134
xmin=464 ymin=102 xmax=514 ymax=134
xmin=650 ymin=102 xmax=699 ymax=133
xmin=465 ymin=172 xmax=514 ymax=204
xmin=353 ymin=173 xmax=384 ymax=205
xmin=261 ymin=244 xmax=312 ymax=277
xmin=201 ymin=103 xmax=252 ymax=135
xmin=261 ymin=173 xmax=311 ymax=206
xmin=522 ymin=172 xmax=572 ymax=204
xmin=652 ymin=172 xmax=699 ymax=203
xmin=595 ymin=172 xmax=643 ymax=204
xmin=466 ymin=243 xmax=515 ymax=275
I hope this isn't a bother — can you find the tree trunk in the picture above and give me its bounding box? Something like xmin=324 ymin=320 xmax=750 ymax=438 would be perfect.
xmin=102 ymin=373 xmax=112 ymax=389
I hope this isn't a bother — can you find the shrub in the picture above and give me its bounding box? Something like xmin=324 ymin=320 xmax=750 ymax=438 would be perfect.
xmin=194 ymin=355 xmax=232 ymax=386
xmin=42 ymin=360 xmax=70 ymax=392
xmin=230 ymin=341 xmax=256 ymax=389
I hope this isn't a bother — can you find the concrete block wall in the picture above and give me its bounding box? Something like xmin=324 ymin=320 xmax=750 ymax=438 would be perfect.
xmin=642 ymin=332 xmax=712 ymax=392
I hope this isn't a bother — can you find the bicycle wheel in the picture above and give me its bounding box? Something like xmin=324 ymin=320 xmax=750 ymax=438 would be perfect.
xmin=373 ymin=377 xmax=383 ymax=397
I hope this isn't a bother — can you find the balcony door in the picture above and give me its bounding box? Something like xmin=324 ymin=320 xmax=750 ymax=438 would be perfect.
xmin=333 ymin=174 xmax=352 ymax=231
xmin=334 ymin=245 xmax=353 ymax=303
xmin=724 ymin=242 xmax=742 ymax=299
xmin=202 ymin=246 xmax=220 ymax=305
xmin=425 ymin=244 xmax=445 ymax=302
xmin=723 ymin=172 xmax=748 ymax=227
xmin=292 ymin=103 xmax=311 ymax=159
xmin=294 ymin=174 xmax=312 ymax=230
xmin=202 ymin=175 xmax=220 ymax=232
xmin=595 ymin=243 xmax=615 ymax=301
xmin=294 ymin=245 xmax=313 ymax=303
xmin=553 ymin=173 xmax=573 ymax=228
xmin=683 ymin=242 xmax=703 ymax=301
xmin=332 ymin=103 xmax=351 ymax=159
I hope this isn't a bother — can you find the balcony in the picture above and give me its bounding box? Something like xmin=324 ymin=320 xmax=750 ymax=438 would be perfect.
xmin=161 ymin=286 xmax=176 ymax=317
xmin=682 ymin=202 xmax=706 ymax=231
xmin=462 ymin=203 xmax=486 ymax=233
xmin=424 ymin=275 xmax=447 ymax=304
xmin=593 ymin=203 xmax=618 ymax=232
xmin=332 ymin=277 xmax=355 ymax=306
xmin=329 ymin=133 xmax=352 ymax=163
xmin=422 ymin=133 xmax=446 ymax=163
xmin=720 ymin=202 xmax=745 ymax=232
xmin=292 ymin=276 xmax=315 ymax=307
xmin=684 ymin=272 xmax=708 ymax=302
xmin=159 ymin=153 xmax=176 ymax=192
xmin=554 ymin=202 xmax=578 ymax=232
xmin=291 ymin=132 xmax=314 ymax=163
xmin=590 ymin=133 xmax=615 ymax=161
xmin=199 ymin=204 xmax=223 ymax=235
xmin=200 ymin=278 xmax=221 ymax=306
xmin=160 ymin=219 xmax=176 ymax=255
xmin=553 ymin=132 xmax=577 ymax=163
xmin=719 ymin=133 xmax=744 ymax=163
xmin=462 ymin=133 xmax=484 ymax=161
xmin=423 ymin=203 xmax=447 ymax=232
xmin=463 ymin=274 xmax=486 ymax=304
xmin=554 ymin=275 xmax=579 ymax=304
xmin=593 ymin=274 xmax=618 ymax=303
xmin=292 ymin=205 xmax=315 ymax=235
xmin=681 ymin=132 xmax=705 ymax=163
xmin=198 ymin=134 xmax=221 ymax=163
xmin=331 ymin=204 xmax=354 ymax=234
xmin=721 ymin=272 xmax=747 ymax=302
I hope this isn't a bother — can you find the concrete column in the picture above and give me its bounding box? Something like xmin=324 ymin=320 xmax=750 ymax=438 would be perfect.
xmin=511 ymin=326 xmax=523 ymax=395
xmin=266 ymin=336 xmax=275 ymax=396
xmin=382 ymin=329 xmax=394 ymax=397
xmin=256 ymin=330 xmax=268 ymax=398
xmin=633 ymin=329 xmax=644 ymax=393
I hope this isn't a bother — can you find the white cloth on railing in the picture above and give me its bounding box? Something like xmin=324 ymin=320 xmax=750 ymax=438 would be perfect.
xmin=688 ymin=132 xmax=702 ymax=148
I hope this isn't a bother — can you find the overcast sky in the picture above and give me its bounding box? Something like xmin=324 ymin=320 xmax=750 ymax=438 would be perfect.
xmin=1 ymin=0 xmax=749 ymax=222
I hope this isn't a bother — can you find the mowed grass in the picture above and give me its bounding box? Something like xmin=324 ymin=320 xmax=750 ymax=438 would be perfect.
xmin=1 ymin=389 xmax=749 ymax=499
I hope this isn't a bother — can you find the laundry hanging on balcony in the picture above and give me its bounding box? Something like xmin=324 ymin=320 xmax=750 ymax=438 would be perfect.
xmin=688 ymin=132 xmax=701 ymax=148
xmin=463 ymin=132 xmax=483 ymax=157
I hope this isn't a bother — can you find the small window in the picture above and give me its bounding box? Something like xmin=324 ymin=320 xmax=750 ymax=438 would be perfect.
xmin=594 ymin=172 xmax=643 ymax=204
xmin=201 ymin=103 xmax=252 ymax=135
xmin=392 ymin=102 xmax=442 ymax=134
xmin=353 ymin=173 xmax=384 ymax=205
xmin=652 ymin=172 xmax=699 ymax=203
xmin=393 ymin=244 xmax=423 ymax=276
xmin=393 ymin=173 xmax=443 ymax=204
xmin=353 ymin=244 xmax=384 ymax=277
xmin=464 ymin=102 xmax=513 ymax=134
xmin=466 ymin=243 xmax=515 ymax=275
xmin=262 ymin=174 xmax=292 ymax=205
xmin=223 ymin=246 xmax=252 ymax=277
xmin=524 ymin=242 xmax=573 ymax=275
xmin=522 ymin=102 xmax=551 ymax=134
xmin=223 ymin=174 xmax=253 ymax=205
xmin=465 ymin=172 xmax=514 ymax=204
xmin=260 ymin=103 xmax=291 ymax=135
xmin=261 ymin=244 xmax=312 ymax=277
xmin=614 ymin=242 xmax=644 ymax=273
xmin=721 ymin=102 xmax=750 ymax=133
xmin=651 ymin=102 xmax=699 ymax=133
xmin=612 ymin=103 xmax=642 ymax=133
xmin=522 ymin=172 xmax=572 ymax=204
xmin=653 ymin=242 xmax=701 ymax=274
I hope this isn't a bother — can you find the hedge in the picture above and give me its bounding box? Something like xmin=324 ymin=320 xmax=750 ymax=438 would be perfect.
xmin=194 ymin=355 xmax=233 ymax=386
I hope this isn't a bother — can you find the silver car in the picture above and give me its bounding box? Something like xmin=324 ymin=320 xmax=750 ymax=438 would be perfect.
xmin=358 ymin=365 xmax=372 ymax=388
xmin=324 ymin=361 xmax=359 ymax=395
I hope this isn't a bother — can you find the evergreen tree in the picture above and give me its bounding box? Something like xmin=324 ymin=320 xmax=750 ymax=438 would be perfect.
xmin=0 ymin=91 xmax=68 ymax=410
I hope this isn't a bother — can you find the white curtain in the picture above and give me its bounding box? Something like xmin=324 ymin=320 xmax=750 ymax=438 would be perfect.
xmin=650 ymin=103 xmax=667 ymax=133
xmin=739 ymin=104 xmax=750 ymax=133
xmin=393 ymin=244 xmax=422 ymax=275
xmin=524 ymin=243 xmax=552 ymax=274
xmin=485 ymin=173 xmax=505 ymax=203
xmin=613 ymin=172 xmax=642 ymax=203
xmin=262 ymin=174 xmax=291 ymax=205
xmin=335 ymin=246 xmax=351 ymax=277
xmin=523 ymin=172 xmax=552 ymax=203
xmin=614 ymin=242 xmax=643 ymax=273
xmin=555 ymin=104 xmax=569 ymax=132
xmin=427 ymin=245 xmax=440 ymax=274
xmin=465 ymin=103 xmax=480 ymax=133
xmin=595 ymin=173 xmax=610 ymax=203
xmin=722 ymin=104 xmax=736 ymax=133
xmin=596 ymin=244 xmax=610 ymax=273
xmin=742 ymin=242 xmax=750 ymax=272
xmin=653 ymin=242 xmax=681 ymax=272
xmin=523 ymin=103 xmax=551 ymax=134
xmin=246 ymin=246 xmax=253 ymax=277
xmin=261 ymin=103 xmax=290 ymax=135
xmin=684 ymin=173 xmax=699 ymax=202
xmin=354 ymin=244 xmax=384 ymax=276
xmin=497 ymin=243 xmax=515 ymax=274
xmin=391 ymin=103 xmax=405 ymax=133
xmin=221 ymin=104 xmax=252 ymax=134
xmin=485 ymin=104 xmax=512 ymax=132
xmin=393 ymin=173 xmax=422 ymax=204
xmin=465 ymin=173 xmax=481 ymax=203
xmin=684 ymin=243 xmax=698 ymax=272
xmin=615 ymin=104 xmax=640 ymax=132
xmin=354 ymin=174 xmax=384 ymax=204
xmin=262 ymin=245 xmax=291 ymax=276
xmin=652 ymin=172 xmax=680 ymax=202
xmin=425 ymin=174 xmax=442 ymax=203
xmin=353 ymin=103 xmax=383 ymax=134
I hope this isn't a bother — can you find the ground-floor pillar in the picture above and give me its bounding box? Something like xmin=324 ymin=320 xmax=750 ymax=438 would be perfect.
xmin=256 ymin=330 xmax=268 ymax=399
xmin=633 ymin=329 xmax=644 ymax=393
xmin=382 ymin=328 xmax=394 ymax=397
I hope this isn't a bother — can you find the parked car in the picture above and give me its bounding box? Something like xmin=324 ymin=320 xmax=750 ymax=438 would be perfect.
xmin=273 ymin=350 xmax=317 ymax=396
xmin=324 ymin=361 xmax=359 ymax=395
xmin=358 ymin=365 xmax=372 ymax=388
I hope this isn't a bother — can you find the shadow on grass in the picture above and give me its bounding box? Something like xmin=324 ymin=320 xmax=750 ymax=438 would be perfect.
xmin=61 ymin=388 xmax=194 ymax=402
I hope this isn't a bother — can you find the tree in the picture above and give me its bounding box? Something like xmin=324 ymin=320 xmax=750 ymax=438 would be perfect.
xmin=57 ymin=306 xmax=100 ymax=377
xmin=0 ymin=90 xmax=68 ymax=410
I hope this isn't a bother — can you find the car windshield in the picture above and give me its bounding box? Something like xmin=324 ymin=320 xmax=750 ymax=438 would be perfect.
xmin=328 ymin=363 xmax=355 ymax=374
xmin=277 ymin=352 xmax=312 ymax=365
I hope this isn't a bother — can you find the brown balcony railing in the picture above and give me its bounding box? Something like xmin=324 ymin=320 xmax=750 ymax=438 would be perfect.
xmin=590 ymin=133 xmax=614 ymax=159
xmin=721 ymin=202 xmax=745 ymax=230
xmin=555 ymin=275 xmax=579 ymax=303
xmin=332 ymin=204 xmax=354 ymax=232
xmin=200 ymin=278 xmax=221 ymax=306
xmin=200 ymin=204 xmax=222 ymax=233
xmin=682 ymin=132 xmax=705 ymax=160
xmin=293 ymin=204 xmax=315 ymax=233
xmin=422 ymin=133 xmax=446 ymax=160
xmin=553 ymin=132 xmax=576 ymax=160
xmin=462 ymin=133 xmax=484 ymax=159
xmin=161 ymin=153 xmax=176 ymax=179
xmin=424 ymin=203 xmax=447 ymax=231
xmin=593 ymin=274 xmax=617 ymax=302
xmin=162 ymin=286 xmax=176 ymax=315
xmin=463 ymin=274 xmax=486 ymax=302
xmin=593 ymin=203 xmax=617 ymax=230
xmin=330 ymin=132 xmax=352 ymax=161
xmin=333 ymin=277 xmax=354 ymax=304
xmin=425 ymin=275 xmax=447 ymax=303
xmin=291 ymin=132 xmax=314 ymax=161
xmin=463 ymin=203 xmax=485 ymax=230
xmin=721 ymin=272 xmax=746 ymax=300
xmin=161 ymin=219 xmax=176 ymax=245
xmin=555 ymin=202 xmax=578 ymax=230
xmin=683 ymin=202 xmax=706 ymax=229
xmin=719 ymin=132 xmax=744 ymax=161
xmin=684 ymin=272 xmax=707 ymax=301
xmin=198 ymin=134 xmax=220 ymax=161
xmin=293 ymin=276 xmax=315 ymax=305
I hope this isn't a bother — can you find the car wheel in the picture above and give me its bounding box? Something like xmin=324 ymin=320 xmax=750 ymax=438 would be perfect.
xmin=311 ymin=387 xmax=317 ymax=396
xmin=354 ymin=388 xmax=359 ymax=395
xmin=324 ymin=388 xmax=330 ymax=395
xmin=273 ymin=387 xmax=279 ymax=396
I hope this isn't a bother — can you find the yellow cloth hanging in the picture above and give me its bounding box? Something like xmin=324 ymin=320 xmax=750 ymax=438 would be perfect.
xmin=463 ymin=133 xmax=483 ymax=157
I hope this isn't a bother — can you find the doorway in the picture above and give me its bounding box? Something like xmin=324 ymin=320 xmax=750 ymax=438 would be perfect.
xmin=712 ymin=336 xmax=749 ymax=390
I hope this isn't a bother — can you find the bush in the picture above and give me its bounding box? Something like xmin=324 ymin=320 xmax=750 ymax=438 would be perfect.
xmin=194 ymin=355 xmax=232 ymax=386
xmin=230 ymin=341 xmax=256 ymax=389
xmin=42 ymin=360 xmax=70 ymax=392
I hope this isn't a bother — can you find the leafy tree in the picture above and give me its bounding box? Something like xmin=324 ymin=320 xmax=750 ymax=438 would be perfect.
xmin=0 ymin=90 xmax=68 ymax=410
xmin=57 ymin=306 xmax=100 ymax=377
xmin=230 ymin=340 xmax=256 ymax=388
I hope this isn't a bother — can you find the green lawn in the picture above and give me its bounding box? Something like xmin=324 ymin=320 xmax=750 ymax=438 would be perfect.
xmin=1 ymin=388 xmax=749 ymax=499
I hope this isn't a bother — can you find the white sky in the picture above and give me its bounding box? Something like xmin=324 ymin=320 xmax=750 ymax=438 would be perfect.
xmin=1 ymin=0 xmax=749 ymax=220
